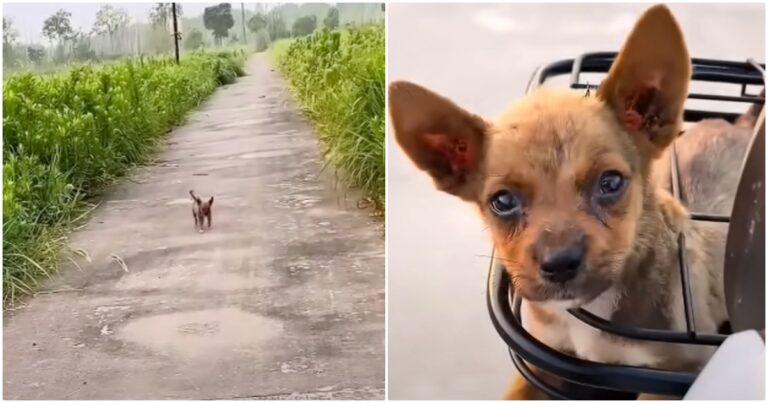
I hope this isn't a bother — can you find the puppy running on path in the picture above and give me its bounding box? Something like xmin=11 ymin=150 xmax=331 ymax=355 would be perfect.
xmin=190 ymin=190 xmax=214 ymax=233
xmin=389 ymin=4 xmax=762 ymax=399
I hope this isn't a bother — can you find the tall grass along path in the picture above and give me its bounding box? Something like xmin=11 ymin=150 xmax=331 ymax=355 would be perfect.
xmin=2 ymin=50 xmax=246 ymax=306
xmin=274 ymin=26 xmax=384 ymax=212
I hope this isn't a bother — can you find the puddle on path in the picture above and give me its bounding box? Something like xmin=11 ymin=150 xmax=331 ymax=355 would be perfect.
xmin=118 ymin=307 xmax=281 ymax=358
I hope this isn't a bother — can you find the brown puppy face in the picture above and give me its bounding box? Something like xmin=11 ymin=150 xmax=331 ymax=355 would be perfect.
xmin=480 ymin=91 xmax=647 ymax=302
xmin=389 ymin=4 xmax=690 ymax=304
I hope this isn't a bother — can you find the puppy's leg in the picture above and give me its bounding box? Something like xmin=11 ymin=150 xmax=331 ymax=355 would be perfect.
xmin=656 ymin=188 xmax=689 ymax=233
xmin=502 ymin=371 xmax=550 ymax=400
xmin=193 ymin=211 xmax=199 ymax=230
xmin=637 ymin=393 xmax=677 ymax=400
xmin=207 ymin=211 xmax=212 ymax=228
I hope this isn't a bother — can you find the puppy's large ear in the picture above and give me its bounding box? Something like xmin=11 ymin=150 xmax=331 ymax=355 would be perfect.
xmin=598 ymin=4 xmax=691 ymax=159
xmin=389 ymin=81 xmax=488 ymax=200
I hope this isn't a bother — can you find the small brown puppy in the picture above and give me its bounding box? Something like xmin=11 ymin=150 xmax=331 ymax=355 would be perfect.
xmin=389 ymin=4 xmax=761 ymax=400
xmin=190 ymin=190 xmax=213 ymax=233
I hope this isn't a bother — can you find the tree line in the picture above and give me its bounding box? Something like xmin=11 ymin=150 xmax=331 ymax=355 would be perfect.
xmin=3 ymin=3 xmax=186 ymax=69
xmin=3 ymin=2 xmax=384 ymax=71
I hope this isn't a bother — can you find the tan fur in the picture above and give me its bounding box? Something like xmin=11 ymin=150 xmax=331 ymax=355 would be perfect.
xmin=389 ymin=3 xmax=760 ymax=400
xmin=190 ymin=190 xmax=214 ymax=233
xmin=637 ymin=393 xmax=678 ymax=400
xmin=503 ymin=371 xmax=550 ymax=400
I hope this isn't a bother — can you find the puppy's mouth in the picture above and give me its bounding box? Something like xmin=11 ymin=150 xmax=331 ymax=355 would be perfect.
xmin=511 ymin=266 xmax=615 ymax=306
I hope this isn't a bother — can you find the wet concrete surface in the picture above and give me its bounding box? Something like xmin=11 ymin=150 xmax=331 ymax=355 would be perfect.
xmin=3 ymin=53 xmax=384 ymax=399
xmin=387 ymin=3 xmax=764 ymax=400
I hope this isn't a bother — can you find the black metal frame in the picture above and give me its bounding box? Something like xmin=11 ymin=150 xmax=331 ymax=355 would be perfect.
xmin=487 ymin=52 xmax=766 ymax=399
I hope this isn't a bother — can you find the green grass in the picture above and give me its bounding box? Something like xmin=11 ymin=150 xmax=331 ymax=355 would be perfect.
xmin=272 ymin=26 xmax=384 ymax=211
xmin=2 ymin=50 xmax=247 ymax=306
xmin=270 ymin=39 xmax=294 ymax=64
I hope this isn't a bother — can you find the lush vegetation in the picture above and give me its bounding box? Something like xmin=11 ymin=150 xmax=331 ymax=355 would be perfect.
xmin=274 ymin=26 xmax=384 ymax=210
xmin=2 ymin=50 xmax=246 ymax=305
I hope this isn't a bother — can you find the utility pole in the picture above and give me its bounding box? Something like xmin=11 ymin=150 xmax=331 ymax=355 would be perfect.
xmin=241 ymin=3 xmax=247 ymax=45
xmin=172 ymin=2 xmax=180 ymax=64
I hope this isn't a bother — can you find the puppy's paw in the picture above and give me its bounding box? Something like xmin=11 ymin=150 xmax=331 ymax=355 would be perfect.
xmin=638 ymin=393 xmax=677 ymax=400
xmin=503 ymin=372 xmax=550 ymax=400
xmin=656 ymin=188 xmax=689 ymax=233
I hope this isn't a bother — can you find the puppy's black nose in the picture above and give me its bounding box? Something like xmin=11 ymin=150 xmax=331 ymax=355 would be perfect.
xmin=538 ymin=244 xmax=584 ymax=283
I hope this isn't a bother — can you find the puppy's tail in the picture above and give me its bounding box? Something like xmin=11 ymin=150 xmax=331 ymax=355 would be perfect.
xmin=190 ymin=190 xmax=201 ymax=203
xmin=735 ymin=88 xmax=765 ymax=129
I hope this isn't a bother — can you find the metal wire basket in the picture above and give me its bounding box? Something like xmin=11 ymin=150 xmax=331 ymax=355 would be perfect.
xmin=486 ymin=52 xmax=765 ymax=399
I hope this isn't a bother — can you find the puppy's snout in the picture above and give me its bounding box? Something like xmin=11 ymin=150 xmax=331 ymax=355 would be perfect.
xmin=534 ymin=229 xmax=586 ymax=283
xmin=539 ymin=244 xmax=584 ymax=283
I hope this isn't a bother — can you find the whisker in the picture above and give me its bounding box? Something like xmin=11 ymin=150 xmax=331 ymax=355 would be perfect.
xmin=475 ymin=254 xmax=516 ymax=264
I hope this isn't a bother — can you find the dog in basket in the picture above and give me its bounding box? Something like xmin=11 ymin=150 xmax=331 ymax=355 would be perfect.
xmin=389 ymin=4 xmax=763 ymax=399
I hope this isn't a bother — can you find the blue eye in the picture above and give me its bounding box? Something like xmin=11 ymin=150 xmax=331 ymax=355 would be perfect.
xmin=489 ymin=190 xmax=523 ymax=217
xmin=596 ymin=170 xmax=626 ymax=200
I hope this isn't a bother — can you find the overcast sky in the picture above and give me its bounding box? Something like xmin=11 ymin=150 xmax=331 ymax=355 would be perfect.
xmin=3 ymin=3 xmax=261 ymax=43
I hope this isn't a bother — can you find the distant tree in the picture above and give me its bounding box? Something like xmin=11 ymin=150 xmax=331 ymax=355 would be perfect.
xmin=27 ymin=44 xmax=46 ymax=64
xmin=248 ymin=12 xmax=271 ymax=51
xmin=203 ymin=3 xmax=234 ymax=46
xmin=254 ymin=30 xmax=269 ymax=52
xmin=148 ymin=3 xmax=182 ymax=54
xmin=42 ymin=10 xmax=74 ymax=46
xmin=74 ymin=34 xmax=95 ymax=61
xmin=92 ymin=5 xmax=130 ymax=51
xmin=3 ymin=18 xmax=17 ymax=46
xmin=149 ymin=3 xmax=183 ymax=28
xmin=184 ymin=28 xmax=205 ymax=50
xmin=3 ymin=18 xmax=18 ymax=67
xmin=324 ymin=7 xmax=339 ymax=29
xmin=42 ymin=9 xmax=74 ymax=61
xmin=66 ymin=31 xmax=96 ymax=61
xmin=247 ymin=13 xmax=267 ymax=34
xmin=266 ymin=11 xmax=290 ymax=41
xmin=292 ymin=15 xmax=317 ymax=37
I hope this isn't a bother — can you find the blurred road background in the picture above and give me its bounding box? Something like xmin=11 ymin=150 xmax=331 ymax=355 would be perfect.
xmin=387 ymin=3 xmax=765 ymax=400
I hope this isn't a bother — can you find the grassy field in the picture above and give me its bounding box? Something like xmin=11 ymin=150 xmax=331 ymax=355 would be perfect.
xmin=2 ymin=50 xmax=246 ymax=305
xmin=270 ymin=39 xmax=293 ymax=64
xmin=4 ymin=45 xmax=251 ymax=78
xmin=272 ymin=26 xmax=385 ymax=211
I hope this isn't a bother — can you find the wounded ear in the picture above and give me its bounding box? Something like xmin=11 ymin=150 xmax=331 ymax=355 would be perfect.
xmin=389 ymin=81 xmax=487 ymax=200
xmin=208 ymin=196 xmax=214 ymax=205
xmin=598 ymin=4 xmax=691 ymax=159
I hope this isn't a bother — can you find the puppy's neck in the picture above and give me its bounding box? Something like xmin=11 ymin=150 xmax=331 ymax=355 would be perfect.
xmin=602 ymin=186 xmax=683 ymax=326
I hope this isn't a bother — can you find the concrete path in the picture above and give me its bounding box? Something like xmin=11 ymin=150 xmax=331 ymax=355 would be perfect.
xmin=387 ymin=3 xmax=764 ymax=399
xmin=3 ymin=53 xmax=384 ymax=400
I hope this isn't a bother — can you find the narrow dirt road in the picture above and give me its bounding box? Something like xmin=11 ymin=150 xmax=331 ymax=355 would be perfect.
xmin=3 ymin=53 xmax=385 ymax=399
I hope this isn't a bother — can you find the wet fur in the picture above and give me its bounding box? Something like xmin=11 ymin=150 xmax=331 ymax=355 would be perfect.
xmin=388 ymin=4 xmax=762 ymax=400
